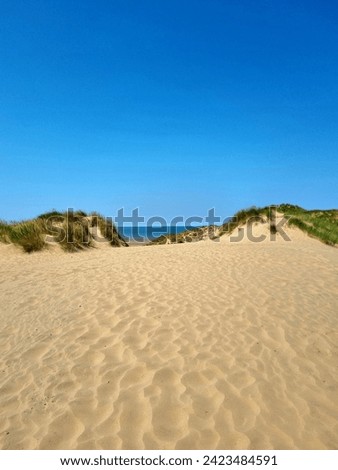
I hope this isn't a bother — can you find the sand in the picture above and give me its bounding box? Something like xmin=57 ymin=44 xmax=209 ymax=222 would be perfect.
xmin=0 ymin=224 xmax=337 ymax=450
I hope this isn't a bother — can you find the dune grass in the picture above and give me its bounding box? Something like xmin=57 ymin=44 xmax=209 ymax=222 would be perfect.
xmin=90 ymin=212 xmax=128 ymax=247
xmin=151 ymin=204 xmax=337 ymax=246
xmin=55 ymin=217 xmax=93 ymax=252
xmin=0 ymin=210 xmax=128 ymax=253
xmin=220 ymin=204 xmax=338 ymax=246
xmin=36 ymin=210 xmax=64 ymax=220
xmin=0 ymin=221 xmax=13 ymax=245
xmin=0 ymin=219 xmax=47 ymax=253
xmin=279 ymin=204 xmax=338 ymax=246
xmin=151 ymin=226 xmax=220 ymax=245
xmin=218 ymin=206 xmax=268 ymax=237
xmin=1 ymin=204 xmax=337 ymax=251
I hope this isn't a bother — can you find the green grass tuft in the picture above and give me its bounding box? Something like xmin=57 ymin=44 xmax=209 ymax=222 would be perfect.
xmin=90 ymin=212 xmax=128 ymax=247
xmin=219 ymin=204 xmax=338 ymax=246
xmin=8 ymin=220 xmax=47 ymax=253
xmin=0 ymin=210 xmax=128 ymax=252
xmin=285 ymin=211 xmax=338 ymax=246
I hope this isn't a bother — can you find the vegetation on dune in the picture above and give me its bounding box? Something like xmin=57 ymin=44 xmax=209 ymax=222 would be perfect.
xmin=0 ymin=219 xmax=47 ymax=252
xmin=150 ymin=206 xmax=272 ymax=245
xmin=0 ymin=210 xmax=128 ymax=253
xmin=36 ymin=210 xmax=64 ymax=220
xmin=218 ymin=206 xmax=266 ymax=236
xmin=90 ymin=212 xmax=128 ymax=247
xmin=278 ymin=205 xmax=338 ymax=246
xmin=1 ymin=204 xmax=337 ymax=252
xmin=54 ymin=215 xmax=93 ymax=252
xmin=151 ymin=204 xmax=337 ymax=246
xmin=151 ymin=225 xmax=220 ymax=245
xmin=0 ymin=221 xmax=11 ymax=244
xmin=221 ymin=204 xmax=338 ymax=246
xmin=215 ymin=205 xmax=277 ymax=238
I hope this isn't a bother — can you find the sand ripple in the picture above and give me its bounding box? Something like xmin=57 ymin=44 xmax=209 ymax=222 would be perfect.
xmin=0 ymin=235 xmax=337 ymax=449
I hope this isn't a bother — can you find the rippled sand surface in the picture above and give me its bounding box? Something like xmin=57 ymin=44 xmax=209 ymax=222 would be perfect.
xmin=0 ymin=228 xmax=337 ymax=449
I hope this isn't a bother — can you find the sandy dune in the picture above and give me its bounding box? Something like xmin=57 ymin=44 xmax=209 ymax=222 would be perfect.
xmin=0 ymin=225 xmax=337 ymax=449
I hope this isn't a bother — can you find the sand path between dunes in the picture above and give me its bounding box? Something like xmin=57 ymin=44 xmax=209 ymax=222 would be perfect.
xmin=0 ymin=231 xmax=337 ymax=449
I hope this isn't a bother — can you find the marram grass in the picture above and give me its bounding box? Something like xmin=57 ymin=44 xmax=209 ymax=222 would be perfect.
xmin=0 ymin=210 xmax=128 ymax=253
xmin=151 ymin=204 xmax=338 ymax=246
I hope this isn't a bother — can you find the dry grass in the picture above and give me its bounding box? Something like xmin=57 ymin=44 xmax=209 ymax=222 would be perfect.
xmin=2 ymin=205 xmax=337 ymax=252
xmin=0 ymin=219 xmax=47 ymax=253
xmin=0 ymin=210 xmax=128 ymax=253
xmin=90 ymin=212 xmax=128 ymax=247
xmin=151 ymin=204 xmax=338 ymax=246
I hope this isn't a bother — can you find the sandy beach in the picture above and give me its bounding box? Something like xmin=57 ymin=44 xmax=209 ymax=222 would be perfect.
xmin=0 ymin=225 xmax=337 ymax=450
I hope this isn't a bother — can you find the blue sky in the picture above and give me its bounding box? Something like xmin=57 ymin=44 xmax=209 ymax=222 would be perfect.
xmin=1 ymin=0 xmax=337 ymax=222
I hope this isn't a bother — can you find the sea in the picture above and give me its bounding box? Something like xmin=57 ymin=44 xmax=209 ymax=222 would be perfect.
xmin=117 ymin=225 xmax=190 ymax=243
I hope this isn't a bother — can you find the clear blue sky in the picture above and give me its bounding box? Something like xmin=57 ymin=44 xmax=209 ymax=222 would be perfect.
xmin=1 ymin=0 xmax=337 ymax=222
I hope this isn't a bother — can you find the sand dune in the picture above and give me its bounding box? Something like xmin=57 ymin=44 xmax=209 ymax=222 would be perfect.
xmin=0 ymin=227 xmax=337 ymax=449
